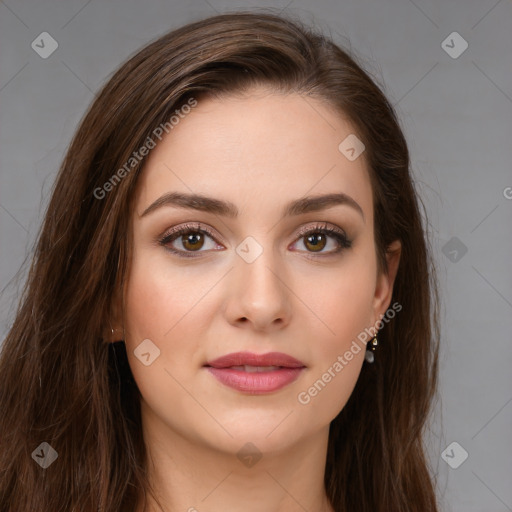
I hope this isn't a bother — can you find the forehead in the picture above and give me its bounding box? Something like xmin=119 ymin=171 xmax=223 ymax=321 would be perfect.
xmin=134 ymin=88 xmax=373 ymax=219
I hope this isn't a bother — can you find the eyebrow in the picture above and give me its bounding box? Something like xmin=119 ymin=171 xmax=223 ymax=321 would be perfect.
xmin=140 ymin=191 xmax=365 ymax=222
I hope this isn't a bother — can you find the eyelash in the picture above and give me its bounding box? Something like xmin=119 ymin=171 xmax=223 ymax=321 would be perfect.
xmin=158 ymin=221 xmax=352 ymax=259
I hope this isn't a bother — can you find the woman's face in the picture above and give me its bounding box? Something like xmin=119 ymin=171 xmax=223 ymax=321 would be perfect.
xmin=119 ymin=86 xmax=399 ymax=455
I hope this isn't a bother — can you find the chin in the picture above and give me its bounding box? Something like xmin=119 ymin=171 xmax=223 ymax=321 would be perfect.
xmin=197 ymin=420 xmax=303 ymax=454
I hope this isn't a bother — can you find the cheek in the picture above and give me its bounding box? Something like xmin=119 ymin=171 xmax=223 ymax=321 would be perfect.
xmin=124 ymin=262 xmax=173 ymax=342
xmin=304 ymin=256 xmax=376 ymax=355
xmin=122 ymin=255 xmax=203 ymax=385
xmin=294 ymin=256 xmax=375 ymax=419
xmin=122 ymin=256 xmax=213 ymax=439
xmin=295 ymin=282 xmax=371 ymax=423
xmin=123 ymin=251 xmax=209 ymax=343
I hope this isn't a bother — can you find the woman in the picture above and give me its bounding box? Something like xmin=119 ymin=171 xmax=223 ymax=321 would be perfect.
xmin=0 ymin=10 xmax=440 ymax=512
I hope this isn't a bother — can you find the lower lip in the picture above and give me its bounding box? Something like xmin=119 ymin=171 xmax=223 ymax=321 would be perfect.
xmin=205 ymin=367 xmax=305 ymax=394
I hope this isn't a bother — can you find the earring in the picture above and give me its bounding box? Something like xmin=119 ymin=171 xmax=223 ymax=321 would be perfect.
xmin=365 ymin=334 xmax=378 ymax=363
xmin=108 ymin=322 xmax=123 ymax=342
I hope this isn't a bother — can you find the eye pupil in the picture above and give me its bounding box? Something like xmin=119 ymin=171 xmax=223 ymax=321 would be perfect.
xmin=305 ymin=233 xmax=326 ymax=252
xmin=182 ymin=232 xmax=204 ymax=251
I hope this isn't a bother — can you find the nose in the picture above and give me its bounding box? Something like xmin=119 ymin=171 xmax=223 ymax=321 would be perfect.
xmin=223 ymin=243 xmax=292 ymax=332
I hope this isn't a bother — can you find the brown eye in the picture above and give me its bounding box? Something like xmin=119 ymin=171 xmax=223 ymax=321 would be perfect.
xmin=180 ymin=232 xmax=205 ymax=251
xmin=292 ymin=223 xmax=352 ymax=256
xmin=159 ymin=223 xmax=222 ymax=258
xmin=303 ymin=232 xmax=327 ymax=252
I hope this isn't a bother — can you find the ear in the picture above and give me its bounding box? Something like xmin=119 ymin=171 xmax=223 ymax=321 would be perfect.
xmin=372 ymin=239 xmax=401 ymax=323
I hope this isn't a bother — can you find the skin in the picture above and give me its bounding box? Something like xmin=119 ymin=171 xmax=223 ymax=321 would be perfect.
xmin=109 ymin=86 xmax=401 ymax=512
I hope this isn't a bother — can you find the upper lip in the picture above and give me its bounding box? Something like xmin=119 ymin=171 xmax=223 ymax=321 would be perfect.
xmin=204 ymin=351 xmax=306 ymax=369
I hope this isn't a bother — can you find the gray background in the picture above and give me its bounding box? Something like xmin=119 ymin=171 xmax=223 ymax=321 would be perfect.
xmin=1 ymin=1 xmax=511 ymax=510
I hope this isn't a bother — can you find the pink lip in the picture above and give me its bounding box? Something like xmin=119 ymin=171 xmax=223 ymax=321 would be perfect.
xmin=204 ymin=351 xmax=306 ymax=394
xmin=205 ymin=351 xmax=305 ymax=368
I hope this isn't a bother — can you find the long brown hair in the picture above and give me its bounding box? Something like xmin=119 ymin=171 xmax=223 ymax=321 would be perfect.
xmin=0 ymin=10 xmax=440 ymax=511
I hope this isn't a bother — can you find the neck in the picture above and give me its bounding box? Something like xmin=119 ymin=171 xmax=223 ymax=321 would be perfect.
xmin=136 ymin=402 xmax=335 ymax=512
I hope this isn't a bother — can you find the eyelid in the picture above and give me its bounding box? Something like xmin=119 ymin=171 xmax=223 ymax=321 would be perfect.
xmin=293 ymin=222 xmax=347 ymax=240
xmin=159 ymin=221 xmax=220 ymax=244
xmin=158 ymin=221 xmax=351 ymax=257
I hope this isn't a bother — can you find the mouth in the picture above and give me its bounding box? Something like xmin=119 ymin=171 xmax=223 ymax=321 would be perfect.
xmin=223 ymin=365 xmax=283 ymax=372
xmin=204 ymin=351 xmax=306 ymax=369
xmin=203 ymin=351 xmax=306 ymax=394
